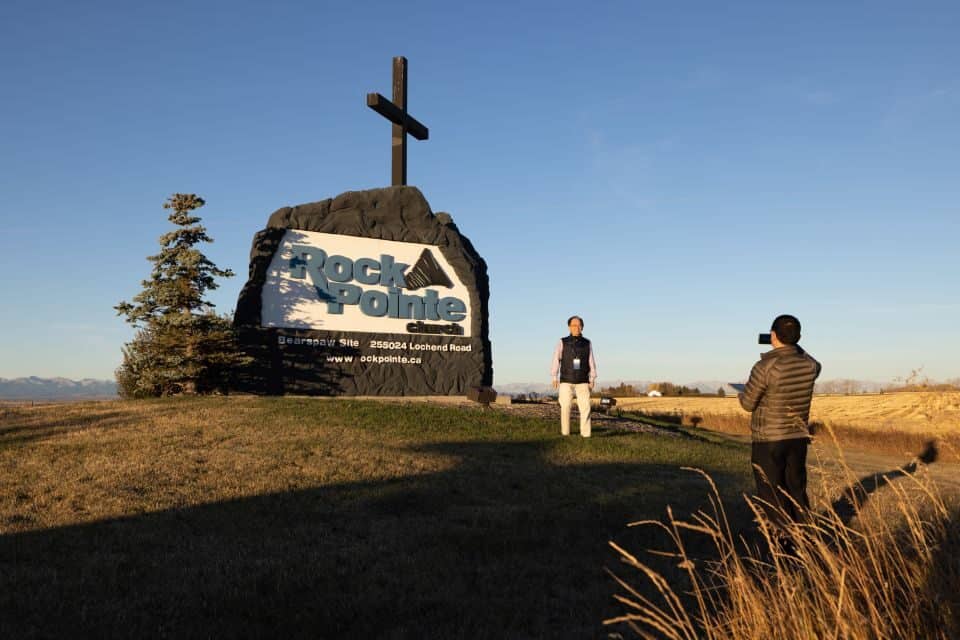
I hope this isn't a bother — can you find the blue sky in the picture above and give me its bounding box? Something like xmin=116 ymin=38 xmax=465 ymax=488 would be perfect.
xmin=1 ymin=0 xmax=957 ymax=385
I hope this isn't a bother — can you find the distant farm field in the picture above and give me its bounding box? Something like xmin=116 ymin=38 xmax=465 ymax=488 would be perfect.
xmin=615 ymin=391 xmax=960 ymax=462
xmin=616 ymin=391 xmax=960 ymax=434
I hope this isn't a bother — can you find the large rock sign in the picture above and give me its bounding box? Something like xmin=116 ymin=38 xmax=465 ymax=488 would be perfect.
xmin=234 ymin=186 xmax=492 ymax=395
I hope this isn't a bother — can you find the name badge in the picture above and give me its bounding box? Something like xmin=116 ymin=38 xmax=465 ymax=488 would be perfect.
xmin=573 ymin=357 xmax=581 ymax=371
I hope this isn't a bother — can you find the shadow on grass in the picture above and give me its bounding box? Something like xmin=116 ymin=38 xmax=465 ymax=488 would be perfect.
xmin=831 ymin=440 xmax=939 ymax=526
xmin=0 ymin=433 xmax=752 ymax=639
xmin=927 ymin=507 xmax=960 ymax=637
xmin=0 ymin=405 xmax=181 ymax=448
xmin=629 ymin=411 xmax=683 ymax=425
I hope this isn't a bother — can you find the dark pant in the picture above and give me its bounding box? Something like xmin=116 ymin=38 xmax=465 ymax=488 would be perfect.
xmin=751 ymin=438 xmax=810 ymax=526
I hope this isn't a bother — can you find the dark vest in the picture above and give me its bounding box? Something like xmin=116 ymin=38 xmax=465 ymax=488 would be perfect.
xmin=559 ymin=335 xmax=591 ymax=384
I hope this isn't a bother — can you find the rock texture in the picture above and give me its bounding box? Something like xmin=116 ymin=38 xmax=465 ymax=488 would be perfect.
xmin=234 ymin=186 xmax=492 ymax=396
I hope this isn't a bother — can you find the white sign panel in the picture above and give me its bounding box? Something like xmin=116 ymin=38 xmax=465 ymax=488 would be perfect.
xmin=261 ymin=230 xmax=472 ymax=337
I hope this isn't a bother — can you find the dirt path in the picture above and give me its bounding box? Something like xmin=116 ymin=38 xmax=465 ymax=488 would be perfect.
xmin=499 ymin=401 xmax=960 ymax=504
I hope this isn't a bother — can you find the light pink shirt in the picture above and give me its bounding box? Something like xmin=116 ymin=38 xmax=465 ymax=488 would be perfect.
xmin=550 ymin=339 xmax=597 ymax=384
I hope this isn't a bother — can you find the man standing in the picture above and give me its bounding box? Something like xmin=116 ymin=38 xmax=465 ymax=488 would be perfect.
xmin=550 ymin=316 xmax=597 ymax=437
xmin=739 ymin=314 xmax=821 ymax=526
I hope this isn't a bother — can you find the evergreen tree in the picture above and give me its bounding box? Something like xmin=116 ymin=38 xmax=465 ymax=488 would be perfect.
xmin=115 ymin=194 xmax=249 ymax=397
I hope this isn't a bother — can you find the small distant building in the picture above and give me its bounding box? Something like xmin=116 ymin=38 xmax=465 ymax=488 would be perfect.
xmin=718 ymin=383 xmax=745 ymax=397
xmin=647 ymin=390 xmax=663 ymax=397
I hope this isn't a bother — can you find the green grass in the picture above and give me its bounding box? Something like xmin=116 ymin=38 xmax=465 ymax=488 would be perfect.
xmin=0 ymin=397 xmax=754 ymax=638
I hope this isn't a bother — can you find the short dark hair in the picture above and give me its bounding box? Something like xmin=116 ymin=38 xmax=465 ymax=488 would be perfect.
xmin=567 ymin=315 xmax=584 ymax=328
xmin=771 ymin=314 xmax=801 ymax=345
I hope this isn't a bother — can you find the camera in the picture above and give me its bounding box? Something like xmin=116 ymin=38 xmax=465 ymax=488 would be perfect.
xmin=758 ymin=333 xmax=772 ymax=345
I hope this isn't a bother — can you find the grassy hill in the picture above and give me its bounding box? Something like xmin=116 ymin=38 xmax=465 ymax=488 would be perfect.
xmin=0 ymin=397 xmax=754 ymax=638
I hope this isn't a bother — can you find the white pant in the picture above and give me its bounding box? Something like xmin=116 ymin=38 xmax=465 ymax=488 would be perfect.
xmin=559 ymin=382 xmax=592 ymax=437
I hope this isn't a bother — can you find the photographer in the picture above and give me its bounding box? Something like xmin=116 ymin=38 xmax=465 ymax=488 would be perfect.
xmin=550 ymin=315 xmax=597 ymax=438
xmin=739 ymin=314 xmax=821 ymax=527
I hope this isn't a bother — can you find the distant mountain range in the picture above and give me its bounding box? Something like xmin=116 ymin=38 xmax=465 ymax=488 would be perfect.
xmin=0 ymin=377 xmax=117 ymax=400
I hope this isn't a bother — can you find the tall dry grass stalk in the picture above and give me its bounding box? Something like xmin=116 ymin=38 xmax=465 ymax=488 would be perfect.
xmin=605 ymin=428 xmax=960 ymax=639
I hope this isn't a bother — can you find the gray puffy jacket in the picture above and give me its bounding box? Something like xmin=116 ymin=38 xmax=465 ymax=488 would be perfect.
xmin=738 ymin=345 xmax=822 ymax=442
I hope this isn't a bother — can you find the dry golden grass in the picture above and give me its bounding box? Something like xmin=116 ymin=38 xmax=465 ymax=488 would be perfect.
xmin=606 ymin=434 xmax=960 ymax=639
xmin=0 ymin=396 xmax=756 ymax=638
xmin=616 ymin=392 xmax=960 ymax=462
xmin=0 ymin=398 xmax=462 ymax=534
xmin=5 ymin=398 xmax=957 ymax=638
xmin=616 ymin=391 xmax=960 ymax=434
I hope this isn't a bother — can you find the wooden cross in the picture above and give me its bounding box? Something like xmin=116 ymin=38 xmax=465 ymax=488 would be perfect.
xmin=366 ymin=56 xmax=429 ymax=186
